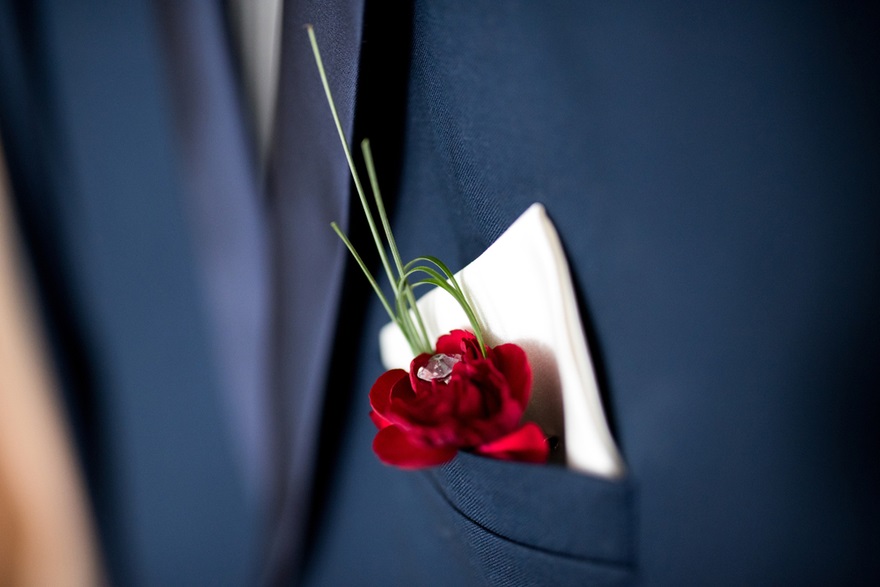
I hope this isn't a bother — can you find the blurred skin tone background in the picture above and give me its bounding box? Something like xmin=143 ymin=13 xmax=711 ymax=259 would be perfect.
xmin=0 ymin=141 xmax=104 ymax=586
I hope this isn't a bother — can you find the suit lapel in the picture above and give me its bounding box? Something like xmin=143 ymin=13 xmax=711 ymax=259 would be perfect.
xmin=264 ymin=0 xmax=365 ymax=582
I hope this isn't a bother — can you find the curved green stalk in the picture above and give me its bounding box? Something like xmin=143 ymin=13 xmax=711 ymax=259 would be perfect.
xmin=307 ymin=26 xmax=397 ymax=299
xmin=398 ymin=264 xmax=487 ymax=357
xmin=362 ymin=139 xmax=431 ymax=352
xmin=312 ymin=25 xmax=486 ymax=359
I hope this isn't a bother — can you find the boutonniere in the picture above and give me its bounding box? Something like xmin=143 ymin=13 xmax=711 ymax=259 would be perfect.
xmin=307 ymin=26 xmax=549 ymax=469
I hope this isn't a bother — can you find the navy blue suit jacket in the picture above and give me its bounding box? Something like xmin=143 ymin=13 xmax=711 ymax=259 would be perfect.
xmin=1 ymin=1 xmax=878 ymax=585
xmin=305 ymin=2 xmax=880 ymax=585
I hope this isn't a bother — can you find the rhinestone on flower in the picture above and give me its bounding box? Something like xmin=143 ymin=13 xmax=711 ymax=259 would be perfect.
xmin=417 ymin=353 xmax=461 ymax=383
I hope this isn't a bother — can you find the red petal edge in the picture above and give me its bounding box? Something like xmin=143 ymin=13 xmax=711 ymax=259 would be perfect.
xmin=373 ymin=426 xmax=457 ymax=469
xmin=473 ymin=423 xmax=549 ymax=464
xmin=435 ymin=329 xmax=473 ymax=355
xmin=369 ymin=410 xmax=391 ymax=430
xmin=408 ymin=353 xmax=433 ymax=393
xmin=491 ymin=343 xmax=533 ymax=411
xmin=369 ymin=369 xmax=407 ymax=429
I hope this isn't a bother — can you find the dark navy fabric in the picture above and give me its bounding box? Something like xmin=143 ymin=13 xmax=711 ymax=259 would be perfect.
xmin=302 ymin=1 xmax=880 ymax=585
xmin=1 ymin=1 xmax=878 ymax=586
xmin=262 ymin=0 xmax=364 ymax=583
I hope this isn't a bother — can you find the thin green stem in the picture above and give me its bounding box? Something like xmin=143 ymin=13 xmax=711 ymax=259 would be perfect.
xmin=331 ymin=223 xmax=406 ymax=338
xmin=311 ymin=26 xmax=487 ymax=359
xmin=307 ymin=26 xmax=397 ymax=300
xmin=394 ymin=282 xmax=430 ymax=355
xmin=399 ymin=264 xmax=487 ymax=357
xmin=362 ymin=139 xmax=431 ymax=352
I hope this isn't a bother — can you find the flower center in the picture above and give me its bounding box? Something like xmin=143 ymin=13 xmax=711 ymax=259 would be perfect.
xmin=416 ymin=353 xmax=461 ymax=384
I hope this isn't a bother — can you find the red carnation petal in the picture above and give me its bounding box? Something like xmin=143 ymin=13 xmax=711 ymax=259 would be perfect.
xmin=491 ymin=343 xmax=533 ymax=411
xmin=373 ymin=426 xmax=457 ymax=469
xmin=369 ymin=410 xmax=391 ymax=430
xmin=408 ymin=352 xmax=435 ymax=392
xmin=391 ymin=370 xmax=419 ymax=403
xmin=435 ymin=329 xmax=472 ymax=355
xmin=474 ymin=423 xmax=549 ymax=464
xmin=409 ymin=352 xmax=458 ymax=397
xmin=369 ymin=369 xmax=407 ymax=422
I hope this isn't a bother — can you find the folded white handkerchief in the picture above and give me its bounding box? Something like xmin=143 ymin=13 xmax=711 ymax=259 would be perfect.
xmin=379 ymin=204 xmax=625 ymax=478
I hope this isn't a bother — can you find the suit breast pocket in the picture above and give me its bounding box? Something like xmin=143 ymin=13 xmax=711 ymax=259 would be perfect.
xmin=423 ymin=453 xmax=636 ymax=587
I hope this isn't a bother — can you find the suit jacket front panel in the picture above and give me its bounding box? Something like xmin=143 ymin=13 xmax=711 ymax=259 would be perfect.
xmin=305 ymin=1 xmax=879 ymax=585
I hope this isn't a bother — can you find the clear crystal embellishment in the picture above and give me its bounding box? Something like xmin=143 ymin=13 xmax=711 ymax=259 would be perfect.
xmin=417 ymin=353 xmax=461 ymax=383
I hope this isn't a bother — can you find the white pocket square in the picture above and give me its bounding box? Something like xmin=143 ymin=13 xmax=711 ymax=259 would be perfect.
xmin=379 ymin=203 xmax=625 ymax=478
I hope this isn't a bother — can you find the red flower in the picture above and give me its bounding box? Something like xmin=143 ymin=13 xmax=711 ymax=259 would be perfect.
xmin=369 ymin=330 xmax=549 ymax=468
